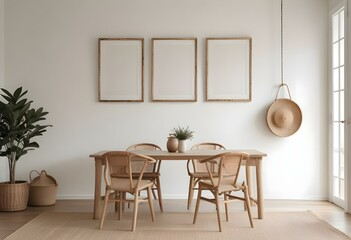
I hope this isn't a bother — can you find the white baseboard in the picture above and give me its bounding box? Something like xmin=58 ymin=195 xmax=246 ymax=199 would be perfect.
xmin=263 ymin=194 xmax=329 ymax=201
xmin=56 ymin=193 xmax=329 ymax=201
xmin=57 ymin=195 xmax=94 ymax=200
xmin=56 ymin=194 xmax=204 ymax=200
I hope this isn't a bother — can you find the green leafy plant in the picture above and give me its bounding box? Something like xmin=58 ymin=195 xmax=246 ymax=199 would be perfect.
xmin=170 ymin=126 xmax=194 ymax=140
xmin=0 ymin=87 xmax=51 ymax=184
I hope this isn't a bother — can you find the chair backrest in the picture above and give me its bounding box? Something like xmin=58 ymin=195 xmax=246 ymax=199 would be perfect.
xmin=190 ymin=143 xmax=226 ymax=173
xmin=191 ymin=142 xmax=226 ymax=151
xmin=126 ymin=143 xmax=162 ymax=173
xmin=202 ymin=152 xmax=247 ymax=192
xmin=103 ymin=151 xmax=156 ymax=192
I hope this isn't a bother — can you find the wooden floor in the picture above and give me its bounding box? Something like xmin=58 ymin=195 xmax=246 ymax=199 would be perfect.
xmin=0 ymin=199 xmax=350 ymax=239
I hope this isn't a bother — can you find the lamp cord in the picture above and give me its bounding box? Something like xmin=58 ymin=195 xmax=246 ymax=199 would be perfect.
xmin=276 ymin=0 xmax=292 ymax=100
xmin=281 ymin=0 xmax=284 ymax=85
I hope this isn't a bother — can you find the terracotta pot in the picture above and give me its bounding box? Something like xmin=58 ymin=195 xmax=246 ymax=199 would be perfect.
xmin=167 ymin=136 xmax=178 ymax=152
xmin=178 ymin=140 xmax=187 ymax=153
xmin=0 ymin=181 xmax=29 ymax=212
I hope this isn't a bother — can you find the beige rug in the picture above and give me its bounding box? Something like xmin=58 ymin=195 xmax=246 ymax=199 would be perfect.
xmin=5 ymin=211 xmax=351 ymax=240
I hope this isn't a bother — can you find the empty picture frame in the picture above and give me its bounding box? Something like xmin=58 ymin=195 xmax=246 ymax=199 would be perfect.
xmin=206 ymin=38 xmax=252 ymax=102
xmin=152 ymin=38 xmax=197 ymax=102
xmin=98 ymin=38 xmax=144 ymax=102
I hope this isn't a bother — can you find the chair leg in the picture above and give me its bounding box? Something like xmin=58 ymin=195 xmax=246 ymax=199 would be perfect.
xmin=128 ymin=191 xmax=141 ymax=210
xmin=114 ymin=192 xmax=118 ymax=213
xmin=99 ymin=189 xmax=110 ymax=229
xmin=114 ymin=191 xmax=125 ymax=213
xmin=214 ymin=191 xmax=222 ymax=232
xmin=151 ymin=183 xmax=157 ymax=200
xmin=244 ymin=187 xmax=254 ymax=228
xmin=224 ymin=192 xmax=229 ymax=222
xmin=147 ymin=186 xmax=155 ymax=221
xmin=187 ymin=176 xmax=195 ymax=210
xmin=156 ymin=176 xmax=163 ymax=212
xmin=242 ymin=180 xmax=248 ymax=211
xmin=118 ymin=192 xmax=123 ymax=220
xmin=193 ymin=184 xmax=202 ymax=224
xmin=122 ymin=192 xmax=126 ymax=212
xmin=132 ymin=191 xmax=140 ymax=231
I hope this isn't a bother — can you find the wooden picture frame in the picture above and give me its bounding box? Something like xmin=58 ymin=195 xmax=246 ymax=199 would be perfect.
xmin=206 ymin=38 xmax=252 ymax=102
xmin=98 ymin=38 xmax=144 ymax=102
xmin=152 ymin=38 xmax=197 ymax=102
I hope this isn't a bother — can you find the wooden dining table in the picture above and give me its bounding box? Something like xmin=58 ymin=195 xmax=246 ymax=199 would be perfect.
xmin=89 ymin=149 xmax=267 ymax=219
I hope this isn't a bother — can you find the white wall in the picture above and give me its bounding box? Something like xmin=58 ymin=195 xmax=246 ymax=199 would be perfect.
xmin=329 ymin=0 xmax=344 ymax=8
xmin=3 ymin=0 xmax=329 ymax=200
xmin=0 ymin=0 xmax=5 ymax=182
xmin=0 ymin=0 xmax=5 ymax=87
xmin=0 ymin=0 xmax=3 ymax=88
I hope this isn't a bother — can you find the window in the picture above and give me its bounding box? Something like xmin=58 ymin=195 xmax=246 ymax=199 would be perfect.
xmin=330 ymin=3 xmax=346 ymax=207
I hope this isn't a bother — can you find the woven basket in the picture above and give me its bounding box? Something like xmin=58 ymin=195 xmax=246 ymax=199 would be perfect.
xmin=0 ymin=181 xmax=30 ymax=212
xmin=28 ymin=170 xmax=57 ymax=206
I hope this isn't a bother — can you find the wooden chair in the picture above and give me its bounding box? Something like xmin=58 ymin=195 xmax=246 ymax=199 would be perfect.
xmin=193 ymin=152 xmax=254 ymax=232
xmin=126 ymin=143 xmax=163 ymax=212
xmin=99 ymin=151 xmax=156 ymax=231
xmin=186 ymin=142 xmax=226 ymax=209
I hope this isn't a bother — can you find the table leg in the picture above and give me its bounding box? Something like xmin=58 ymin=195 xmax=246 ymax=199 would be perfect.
xmin=245 ymin=165 xmax=255 ymax=206
xmin=256 ymin=159 xmax=264 ymax=219
xmin=94 ymin=158 xmax=102 ymax=219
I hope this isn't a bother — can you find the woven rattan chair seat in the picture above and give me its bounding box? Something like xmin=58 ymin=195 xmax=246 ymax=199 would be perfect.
xmin=199 ymin=179 xmax=243 ymax=193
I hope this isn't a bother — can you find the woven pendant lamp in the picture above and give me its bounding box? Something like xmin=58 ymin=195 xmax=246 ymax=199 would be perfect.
xmin=266 ymin=0 xmax=302 ymax=137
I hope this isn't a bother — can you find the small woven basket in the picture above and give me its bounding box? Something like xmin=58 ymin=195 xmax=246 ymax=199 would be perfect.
xmin=0 ymin=181 xmax=30 ymax=211
xmin=28 ymin=170 xmax=57 ymax=206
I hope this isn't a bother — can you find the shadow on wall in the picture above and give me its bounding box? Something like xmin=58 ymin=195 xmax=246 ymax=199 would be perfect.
xmin=254 ymin=103 xmax=274 ymax=137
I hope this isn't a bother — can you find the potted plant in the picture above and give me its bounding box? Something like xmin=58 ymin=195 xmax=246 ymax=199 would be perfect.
xmin=0 ymin=87 xmax=51 ymax=211
xmin=170 ymin=126 xmax=194 ymax=153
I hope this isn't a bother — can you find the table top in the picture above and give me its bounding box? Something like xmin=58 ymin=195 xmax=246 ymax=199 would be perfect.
xmin=90 ymin=149 xmax=267 ymax=160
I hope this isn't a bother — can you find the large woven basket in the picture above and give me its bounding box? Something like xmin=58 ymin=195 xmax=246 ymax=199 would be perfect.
xmin=0 ymin=181 xmax=30 ymax=211
xmin=28 ymin=170 xmax=57 ymax=206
